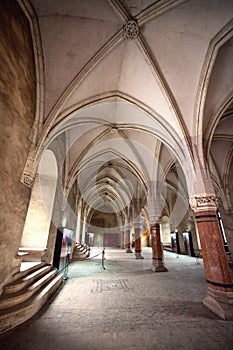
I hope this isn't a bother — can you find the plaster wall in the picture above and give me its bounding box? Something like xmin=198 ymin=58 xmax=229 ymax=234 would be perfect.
xmin=63 ymin=40 xmax=179 ymax=131
xmin=36 ymin=3 xmax=121 ymax=116
xmin=144 ymin=0 xmax=233 ymax=135
xmin=211 ymin=140 xmax=231 ymax=180
xmin=204 ymin=39 xmax=233 ymax=133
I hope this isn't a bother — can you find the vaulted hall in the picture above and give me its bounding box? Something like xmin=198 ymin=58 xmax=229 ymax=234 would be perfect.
xmin=0 ymin=1 xmax=233 ymax=349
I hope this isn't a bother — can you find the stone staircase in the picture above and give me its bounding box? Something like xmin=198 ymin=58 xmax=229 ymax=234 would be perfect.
xmin=72 ymin=243 xmax=90 ymax=260
xmin=0 ymin=262 xmax=63 ymax=334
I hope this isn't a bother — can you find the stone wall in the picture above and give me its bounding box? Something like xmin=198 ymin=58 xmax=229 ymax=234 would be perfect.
xmin=0 ymin=0 xmax=36 ymax=292
xmin=42 ymin=133 xmax=68 ymax=264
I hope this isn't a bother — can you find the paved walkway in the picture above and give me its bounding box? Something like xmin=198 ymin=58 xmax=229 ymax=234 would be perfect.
xmin=0 ymin=248 xmax=233 ymax=350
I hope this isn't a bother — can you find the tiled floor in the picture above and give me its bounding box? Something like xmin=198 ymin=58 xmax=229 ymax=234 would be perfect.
xmin=0 ymin=248 xmax=233 ymax=350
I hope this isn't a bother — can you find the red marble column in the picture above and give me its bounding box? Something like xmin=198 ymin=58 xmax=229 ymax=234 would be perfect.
xmin=151 ymin=223 xmax=167 ymax=272
xmin=133 ymin=198 xmax=144 ymax=258
xmin=134 ymin=224 xmax=144 ymax=259
xmin=190 ymin=194 xmax=233 ymax=319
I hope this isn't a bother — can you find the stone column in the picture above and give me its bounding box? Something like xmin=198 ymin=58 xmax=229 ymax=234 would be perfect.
xmin=190 ymin=193 xmax=233 ymax=320
xmin=134 ymin=221 xmax=144 ymax=259
xmin=133 ymin=199 xmax=144 ymax=258
xmin=81 ymin=216 xmax=86 ymax=244
xmin=78 ymin=219 xmax=84 ymax=244
xmin=176 ymin=226 xmax=186 ymax=254
xmin=124 ymin=218 xmax=133 ymax=253
xmin=121 ymin=227 xmax=125 ymax=249
xmin=151 ymin=222 xmax=168 ymax=272
xmin=75 ymin=201 xmax=82 ymax=243
xmin=176 ymin=217 xmax=189 ymax=254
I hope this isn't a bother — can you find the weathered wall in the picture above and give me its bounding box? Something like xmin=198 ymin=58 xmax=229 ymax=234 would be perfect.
xmin=42 ymin=134 xmax=68 ymax=264
xmin=0 ymin=0 xmax=36 ymax=291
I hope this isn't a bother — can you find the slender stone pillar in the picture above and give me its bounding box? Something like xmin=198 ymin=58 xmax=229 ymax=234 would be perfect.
xmin=190 ymin=193 xmax=233 ymax=319
xmin=133 ymin=198 xmax=144 ymax=258
xmin=151 ymin=222 xmax=168 ymax=272
xmin=79 ymin=219 xmax=84 ymax=244
xmin=81 ymin=216 xmax=86 ymax=244
xmin=134 ymin=223 xmax=144 ymax=259
xmin=176 ymin=220 xmax=188 ymax=254
xmin=75 ymin=200 xmax=82 ymax=243
xmin=125 ymin=220 xmax=133 ymax=253
xmin=121 ymin=228 xmax=125 ymax=249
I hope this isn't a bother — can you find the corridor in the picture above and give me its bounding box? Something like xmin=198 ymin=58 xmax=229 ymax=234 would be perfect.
xmin=0 ymin=249 xmax=233 ymax=350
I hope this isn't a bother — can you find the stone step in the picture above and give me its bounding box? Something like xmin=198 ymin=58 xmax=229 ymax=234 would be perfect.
xmin=11 ymin=262 xmax=46 ymax=283
xmin=3 ymin=265 xmax=52 ymax=295
xmin=77 ymin=245 xmax=86 ymax=252
xmin=72 ymin=250 xmax=90 ymax=258
xmin=72 ymin=255 xmax=89 ymax=260
xmin=0 ymin=274 xmax=63 ymax=334
xmin=72 ymin=243 xmax=90 ymax=261
xmin=0 ymin=269 xmax=57 ymax=310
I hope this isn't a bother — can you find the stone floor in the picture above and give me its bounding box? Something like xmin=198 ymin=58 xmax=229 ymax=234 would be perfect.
xmin=0 ymin=248 xmax=233 ymax=350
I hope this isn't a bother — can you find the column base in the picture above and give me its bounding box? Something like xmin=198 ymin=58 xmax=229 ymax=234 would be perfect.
xmin=203 ymin=288 xmax=233 ymax=320
xmin=135 ymin=252 xmax=144 ymax=259
xmin=126 ymin=248 xmax=133 ymax=253
xmin=152 ymin=264 xmax=168 ymax=272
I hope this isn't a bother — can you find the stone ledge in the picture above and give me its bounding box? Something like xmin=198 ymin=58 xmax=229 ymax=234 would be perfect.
xmin=19 ymin=247 xmax=47 ymax=262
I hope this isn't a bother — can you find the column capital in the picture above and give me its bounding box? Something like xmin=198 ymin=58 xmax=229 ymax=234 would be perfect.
xmin=150 ymin=222 xmax=161 ymax=238
xmin=149 ymin=215 xmax=162 ymax=226
xmin=189 ymin=193 xmax=218 ymax=213
xmin=20 ymin=145 xmax=38 ymax=188
xmin=21 ymin=173 xmax=34 ymax=188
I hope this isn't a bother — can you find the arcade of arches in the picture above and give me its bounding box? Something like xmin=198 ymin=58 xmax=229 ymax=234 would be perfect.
xmin=0 ymin=0 xmax=233 ymax=331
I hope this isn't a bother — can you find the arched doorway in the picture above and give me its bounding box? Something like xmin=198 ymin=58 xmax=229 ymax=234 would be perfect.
xmin=21 ymin=150 xmax=58 ymax=253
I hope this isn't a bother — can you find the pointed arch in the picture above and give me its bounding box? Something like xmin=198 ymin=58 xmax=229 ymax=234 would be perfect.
xmin=21 ymin=150 xmax=58 ymax=249
xmin=195 ymin=20 xmax=233 ymax=140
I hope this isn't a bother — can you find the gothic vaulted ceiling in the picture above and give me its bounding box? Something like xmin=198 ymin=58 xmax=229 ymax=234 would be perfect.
xmin=27 ymin=0 xmax=233 ymax=219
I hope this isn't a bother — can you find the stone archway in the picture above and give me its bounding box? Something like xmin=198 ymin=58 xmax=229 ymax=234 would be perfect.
xmin=21 ymin=150 xmax=58 ymax=252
